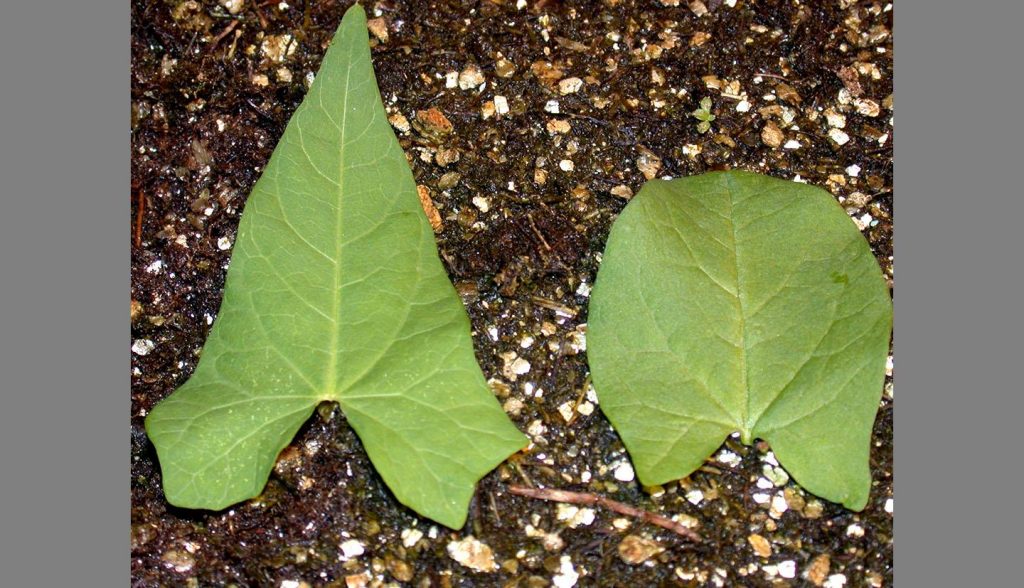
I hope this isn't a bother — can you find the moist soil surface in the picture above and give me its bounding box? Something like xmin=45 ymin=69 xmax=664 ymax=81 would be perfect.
xmin=131 ymin=1 xmax=893 ymax=586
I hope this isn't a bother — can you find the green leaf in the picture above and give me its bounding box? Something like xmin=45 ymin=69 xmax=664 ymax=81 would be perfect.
xmin=144 ymin=4 xmax=526 ymax=529
xmin=588 ymin=171 xmax=891 ymax=510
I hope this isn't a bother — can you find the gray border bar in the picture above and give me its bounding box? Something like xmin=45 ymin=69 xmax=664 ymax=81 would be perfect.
xmin=0 ymin=1 xmax=127 ymax=585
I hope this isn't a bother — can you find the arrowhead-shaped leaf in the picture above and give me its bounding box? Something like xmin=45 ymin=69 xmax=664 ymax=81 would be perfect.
xmin=144 ymin=4 xmax=526 ymax=528
xmin=588 ymin=171 xmax=892 ymax=510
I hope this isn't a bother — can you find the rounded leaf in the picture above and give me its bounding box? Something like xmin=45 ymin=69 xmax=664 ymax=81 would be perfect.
xmin=589 ymin=171 xmax=891 ymax=510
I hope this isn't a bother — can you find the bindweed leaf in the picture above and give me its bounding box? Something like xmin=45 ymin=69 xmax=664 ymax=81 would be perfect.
xmin=144 ymin=4 xmax=526 ymax=529
xmin=588 ymin=171 xmax=891 ymax=510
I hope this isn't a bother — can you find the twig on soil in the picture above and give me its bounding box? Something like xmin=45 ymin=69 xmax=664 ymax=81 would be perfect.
xmin=564 ymin=375 xmax=591 ymax=427
xmin=134 ymin=191 xmax=145 ymax=247
xmin=526 ymin=212 xmax=553 ymax=253
xmin=510 ymin=459 xmax=535 ymax=488
xmin=527 ymin=296 xmax=578 ymax=318
xmin=246 ymin=99 xmax=278 ymax=124
xmin=489 ymin=490 xmax=501 ymax=525
xmin=757 ymin=72 xmax=802 ymax=82
xmin=508 ymin=485 xmax=703 ymax=543
xmin=209 ymin=19 xmax=239 ymax=53
xmin=254 ymin=4 xmax=268 ymax=30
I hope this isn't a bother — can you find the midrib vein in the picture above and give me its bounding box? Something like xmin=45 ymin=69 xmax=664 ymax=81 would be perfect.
xmin=723 ymin=175 xmax=754 ymax=439
xmin=324 ymin=53 xmax=353 ymax=400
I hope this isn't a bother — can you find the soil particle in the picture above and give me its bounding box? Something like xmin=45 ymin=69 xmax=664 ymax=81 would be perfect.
xmin=458 ymin=65 xmax=486 ymax=91
xmin=413 ymin=107 xmax=453 ymax=139
xmin=806 ymin=553 xmax=832 ymax=586
xmin=133 ymin=0 xmax=893 ymax=585
xmin=551 ymin=555 xmax=580 ymax=587
xmin=617 ymin=534 xmax=664 ymax=565
xmin=446 ymin=536 xmax=498 ymax=573
xmin=160 ymin=547 xmax=196 ymax=573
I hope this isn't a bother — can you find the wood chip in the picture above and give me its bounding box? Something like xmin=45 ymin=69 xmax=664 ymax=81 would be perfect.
xmin=495 ymin=57 xmax=516 ymax=78
xmin=458 ymin=65 xmax=485 ymax=90
xmin=702 ymin=74 xmax=722 ymax=90
xmin=610 ymin=185 xmax=634 ymax=200
xmin=775 ymin=82 xmax=802 ymax=104
xmin=555 ymin=36 xmax=589 ymax=53
xmin=366 ymin=17 xmax=388 ymax=43
xmin=438 ymin=171 xmax=461 ymax=189
xmin=855 ymin=98 xmax=881 ymax=117
xmin=531 ymin=61 xmax=564 ymax=87
xmin=882 ymin=93 xmax=893 ymax=110
xmin=447 ymin=536 xmax=498 ymax=573
xmin=690 ymin=31 xmax=712 ymax=47
xmin=414 ymin=108 xmax=453 ymax=136
xmin=837 ymin=66 xmax=863 ymax=97
xmin=345 ymin=572 xmax=370 ymax=588
xmin=618 ymin=535 xmax=665 ymax=564
xmin=558 ymin=77 xmax=584 ymax=95
xmin=761 ymin=121 xmax=784 ymax=148
xmin=825 ymin=108 xmax=846 ymax=128
xmin=828 ymin=128 xmax=850 ymax=145
xmin=713 ymin=133 xmax=736 ymax=148
xmin=435 ymin=147 xmax=460 ymax=167
xmin=546 ymin=119 xmax=571 ymax=135
xmin=131 ymin=299 xmax=143 ymax=322
xmin=388 ymin=112 xmax=410 ymax=133
xmin=481 ymin=101 xmax=496 ymax=120
xmin=417 ymin=185 xmax=443 ymax=232
xmin=747 ymin=533 xmax=772 ymax=558
xmin=635 ymin=147 xmax=662 ymax=180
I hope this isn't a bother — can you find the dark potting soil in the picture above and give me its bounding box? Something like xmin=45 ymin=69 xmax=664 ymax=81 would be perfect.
xmin=132 ymin=1 xmax=893 ymax=586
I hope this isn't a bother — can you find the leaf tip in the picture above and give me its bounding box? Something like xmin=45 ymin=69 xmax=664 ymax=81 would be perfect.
xmin=345 ymin=1 xmax=367 ymax=19
xmin=839 ymin=485 xmax=871 ymax=512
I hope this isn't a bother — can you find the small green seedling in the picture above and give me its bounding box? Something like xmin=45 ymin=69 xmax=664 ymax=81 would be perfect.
xmin=691 ymin=96 xmax=716 ymax=134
